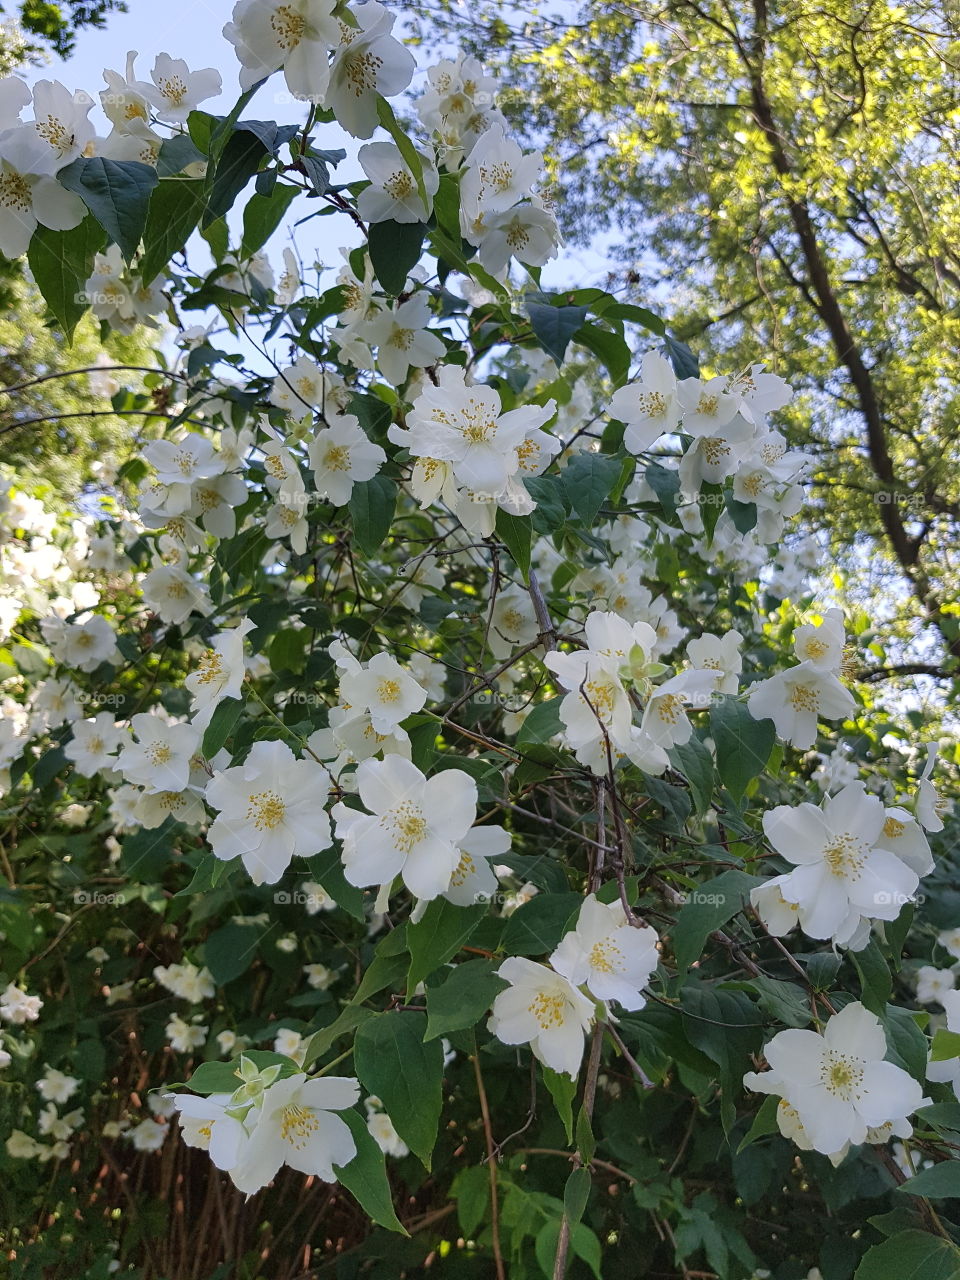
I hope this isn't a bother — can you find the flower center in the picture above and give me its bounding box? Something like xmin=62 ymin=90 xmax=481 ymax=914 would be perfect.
xmin=383 ymin=170 xmax=414 ymax=200
xmin=0 ymin=169 xmax=31 ymax=212
xmin=377 ymin=678 xmax=402 ymax=704
xmin=391 ymin=326 xmax=414 ymax=351
xmin=247 ymin=790 xmax=286 ymax=830
xmin=697 ymin=393 xmax=719 ymax=415
xmin=822 ymin=831 xmax=865 ymax=879
xmin=345 ymin=50 xmax=384 ymax=96
xmin=449 ymin=850 xmax=475 ymax=887
xmin=637 ymin=390 xmax=667 ymax=419
xmin=654 ymin=692 xmax=685 ymax=726
xmin=147 ymin=742 xmax=173 ymax=766
xmin=382 ymin=801 xmax=427 ymax=853
xmin=271 ymin=6 xmax=305 ymax=49
xmin=882 ymin=816 xmax=905 ymax=839
xmin=174 ymin=449 xmax=197 ymax=476
xmin=588 ymin=937 xmax=623 ymax=975
xmin=528 ymin=990 xmax=566 ymax=1029
xmin=788 ymin=681 xmax=818 ymax=713
xmin=324 ymin=444 xmax=351 ymax=472
xmin=157 ymin=75 xmax=188 ymax=106
xmin=820 ymin=1049 xmax=864 ymax=1100
xmin=280 ymin=1102 xmax=319 ymax=1148
xmin=802 ymin=637 xmax=829 ymax=660
xmin=35 ymin=115 xmax=72 ymax=152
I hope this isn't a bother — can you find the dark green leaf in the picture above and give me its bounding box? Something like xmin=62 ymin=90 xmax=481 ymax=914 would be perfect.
xmin=425 ymin=959 xmax=507 ymax=1041
xmin=201 ymin=697 xmax=242 ymax=759
xmin=354 ymin=1011 xmax=444 ymax=1167
xmin=240 ymin=183 xmax=299 ymax=258
xmin=349 ymin=475 xmax=397 ymax=556
xmin=334 ymin=1108 xmax=408 ymax=1234
xmin=527 ymin=300 xmax=589 ymax=364
xmin=854 ymin=1230 xmax=960 ymax=1280
xmin=495 ymin=507 xmax=532 ymax=579
xmin=368 ymin=219 xmax=426 ymax=296
xmin=561 ymin=452 xmax=622 ymax=525
xmin=57 ymin=158 xmax=158 ymax=261
xmin=671 ymin=870 xmax=764 ymax=975
xmin=710 ymin=696 xmax=775 ymax=803
xmin=27 ymin=217 xmax=105 ymax=341
xmin=406 ymin=899 xmax=487 ymax=993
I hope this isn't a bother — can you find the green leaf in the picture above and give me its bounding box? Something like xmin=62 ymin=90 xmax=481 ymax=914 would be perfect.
xmin=203 ymin=921 xmax=261 ymax=984
xmin=349 ymin=475 xmax=397 ymax=556
xmin=645 ymin=461 xmax=681 ymax=516
xmin=604 ymin=301 xmax=665 ymax=334
xmin=748 ymin=974 xmax=813 ymax=1027
xmin=881 ymin=1004 xmax=930 ymax=1082
xmin=368 ymin=218 xmax=427 ymax=296
xmin=737 ymin=1094 xmax=780 ymax=1151
xmin=354 ymin=1011 xmax=444 ymax=1168
xmin=303 ymin=1006 xmax=376 ymax=1069
xmin=183 ymin=1050 xmax=299 ymax=1095
xmin=376 ymin=96 xmax=428 ymax=209
xmin=710 ymin=696 xmax=775 ymax=803
xmin=931 ymin=1028 xmax=960 ymax=1063
xmin=27 ymin=217 xmax=105 ymax=341
xmin=406 ymin=899 xmax=487 ymax=993
xmin=502 ymin=892 xmax=582 ymax=957
xmin=671 ymin=870 xmax=764 ymax=975
xmin=669 ymin=737 xmax=715 ymax=817
xmin=139 ymin=178 xmax=206 ymax=284
xmin=201 ymin=697 xmax=243 ymax=759
xmin=425 ymin=959 xmax=507 ymax=1041
xmin=852 ymin=940 xmax=894 ymax=1015
xmin=726 ymin=495 xmax=758 ymax=534
xmin=854 ymin=1230 xmax=960 ymax=1280
xmin=304 ymin=847 xmax=365 ymax=922
xmin=157 ymin=133 xmax=205 ymax=176
xmin=204 ymin=128 xmax=267 ymax=227
xmin=516 ymin=697 xmax=565 ymax=748
xmin=573 ymin=322 xmax=631 ymax=385
xmin=897 ymin=1163 xmax=960 ymax=1200
xmin=662 ymin=333 xmax=699 ymax=379
xmin=240 ymin=182 xmax=299 ymax=258
xmin=681 ymin=985 xmax=763 ymax=1135
xmin=57 ymin=158 xmax=159 ymax=261
xmin=563 ymin=1167 xmax=592 ymax=1230
xmin=561 ymin=452 xmax=622 ymax=525
xmin=527 ymin=300 xmax=589 ymax=365
xmin=542 ymin=1065 xmax=577 ymax=1138
xmin=334 ymin=1109 xmax=408 ymax=1234
xmin=495 ymin=507 xmax=532 ymax=579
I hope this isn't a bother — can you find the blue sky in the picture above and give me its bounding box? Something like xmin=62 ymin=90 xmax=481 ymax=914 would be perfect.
xmin=20 ymin=0 xmax=615 ymax=292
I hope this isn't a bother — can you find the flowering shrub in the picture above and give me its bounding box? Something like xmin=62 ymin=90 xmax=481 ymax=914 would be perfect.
xmin=0 ymin=4 xmax=959 ymax=1278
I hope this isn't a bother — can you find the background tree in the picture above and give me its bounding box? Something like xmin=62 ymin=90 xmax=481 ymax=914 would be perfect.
xmin=411 ymin=0 xmax=960 ymax=690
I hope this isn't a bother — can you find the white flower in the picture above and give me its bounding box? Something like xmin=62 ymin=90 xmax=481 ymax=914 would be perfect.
xmin=793 ymin=608 xmax=845 ymax=672
xmin=143 ymin=54 xmax=221 ymax=123
xmin=488 ymin=957 xmax=595 ymax=1078
xmin=154 ymin=961 xmax=216 ymax=1002
xmin=608 ymin=352 xmax=681 ymax=453
xmin=723 ymin=364 xmax=792 ymax=424
xmin=135 ymin=786 xmax=207 ymax=830
xmin=639 ymin=669 xmax=717 ymax=752
xmin=326 ymin=2 xmax=415 ymax=138
xmin=64 ymin=713 xmax=126 ymax=777
xmin=143 ymin=434 xmax=225 ymax=488
xmin=270 ymin=355 xmax=332 ymax=415
xmin=915 ymin=966 xmax=955 ymax=1007
xmin=675 ymin=375 xmax=739 ymax=436
xmin=938 ymin=928 xmax=960 ymax=961
xmin=224 ymin=0 xmax=340 ymax=100
xmin=747 ymin=661 xmax=856 ymax=750
xmin=273 ymin=1028 xmax=305 ymax=1061
xmin=551 ymin=895 xmax=659 ymax=1011
xmin=460 ymin=123 xmax=543 ymax=220
xmin=24 ymin=80 xmax=96 ymax=172
xmin=338 ymin=651 xmax=426 ymax=733
xmin=875 ymin=806 xmax=933 ymax=878
xmin=100 ymin=52 xmax=153 ymax=134
xmin=443 ymin=825 xmax=511 ymax=907
xmin=37 ymin=1067 xmax=80 ymax=1105
xmin=366 ymin=294 xmax=446 ymax=386
xmin=298 ymin=880 xmax=336 ymax=914
xmin=206 ymin=740 xmax=333 ymax=885
xmin=127 ymin=1118 xmax=168 ymax=1151
xmin=365 ymin=1101 xmax=409 ymax=1158
xmin=117 ymin=713 xmax=200 ymax=794
xmin=744 ymin=1001 xmax=927 ymax=1158
xmin=307 ymin=413 xmax=386 ymax=506
xmin=760 ymin=783 xmax=919 ymax=941
xmin=686 ymin=630 xmax=743 ymax=695
xmin=391 ymin=364 xmax=555 ymax=498
xmin=166 ymin=1014 xmax=208 ymax=1053
xmin=304 ymin=963 xmax=336 ymax=989
xmin=473 ymin=202 xmax=561 ymax=278
xmin=915 ymin=743 xmax=949 ymax=833
xmin=45 ymin=613 xmax=120 ymax=672
xmin=332 ymin=754 xmax=477 ymax=900
xmin=141 ymin=561 xmax=213 ymax=626
xmin=228 ymin=1073 xmax=359 ymax=1195
xmin=185 ymin=619 xmax=255 ymax=732
xmin=357 ymin=141 xmax=439 ymax=223
xmin=174 ymin=1092 xmax=250 ymax=1169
